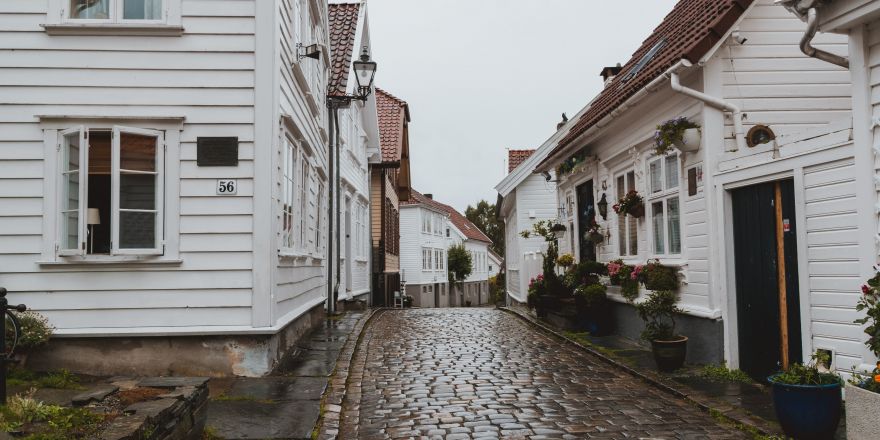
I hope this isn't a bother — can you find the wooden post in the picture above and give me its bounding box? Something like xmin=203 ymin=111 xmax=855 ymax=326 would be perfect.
xmin=774 ymin=182 xmax=790 ymax=370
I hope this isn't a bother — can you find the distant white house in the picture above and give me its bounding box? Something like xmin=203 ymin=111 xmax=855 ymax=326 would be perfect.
xmin=488 ymin=250 xmax=503 ymax=278
xmin=534 ymin=0 xmax=865 ymax=378
xmin=400 ymin=190 xmax=492 ymax=307
xmin=0 ymin=0 xmax=379 ymax=377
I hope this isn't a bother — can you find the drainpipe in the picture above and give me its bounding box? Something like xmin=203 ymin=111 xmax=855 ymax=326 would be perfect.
xmin=326 ymin=103 xmax=338 ymax=315
xmin=667 ymin=59 xmax=747 ymax=152
xmin=801 ymin=8 xmax=849 ymax=68
xmin=334 ymin=106 xmax=342 ymax=309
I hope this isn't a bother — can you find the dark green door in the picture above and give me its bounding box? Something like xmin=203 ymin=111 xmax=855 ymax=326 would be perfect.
xmin=576 ymin=180 xmax=596 ymax=262
xmin=731 ymin=180 xmax=802 ymax=381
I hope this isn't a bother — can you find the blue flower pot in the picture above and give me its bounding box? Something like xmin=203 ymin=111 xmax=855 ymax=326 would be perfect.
xmin=768 ymin=374 xmax=841 ymax=440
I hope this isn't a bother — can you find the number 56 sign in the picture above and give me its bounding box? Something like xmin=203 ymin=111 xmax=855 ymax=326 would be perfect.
xmin=216 ymin=179 xmax=237 ymax=195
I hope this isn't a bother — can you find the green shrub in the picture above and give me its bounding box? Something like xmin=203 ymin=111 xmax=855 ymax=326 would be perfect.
xmin=635 ymin=290 xmax=682 ymax=341
xmin=574 ymin=284 xmax=607 ymax=309
xmin=12 ymin=311 xmax=53 ymax=351
xmin=0 ymin=389 xmax=103 ymax=438
xmin=771 ymin=352 xmax=840 ymax=386
xmin=639 ymin=259 xmax=679 ymax=291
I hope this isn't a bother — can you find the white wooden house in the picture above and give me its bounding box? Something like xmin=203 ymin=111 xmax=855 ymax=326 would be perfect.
xmin=0 ymin=0 xmax=369 ymax=377
xmin=399 ymin=191 xmax=450 ymax=307
xmin=776 ymin=0 xmax=880 ymax=376
xmin=533 ymin=0 xmax=871 ymax=377
xmin=328 ymin=1 xmax=381 ymax=303
xmin=488 ymin=250 xmax=502 ymax=278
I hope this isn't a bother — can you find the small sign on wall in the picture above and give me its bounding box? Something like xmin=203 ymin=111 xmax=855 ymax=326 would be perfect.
xmin=197 ymin=137 xmax=239 ymax=166
xmin=216 ymin=179 xmax=237 ymax=195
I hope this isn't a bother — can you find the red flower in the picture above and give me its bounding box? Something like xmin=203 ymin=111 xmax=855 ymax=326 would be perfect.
xmin=863 ymin=284 xmax=872 ymax=295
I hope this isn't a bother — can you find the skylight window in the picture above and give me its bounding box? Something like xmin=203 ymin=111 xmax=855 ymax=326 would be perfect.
xmin=620 ymin=39 xmax=667 ymax=84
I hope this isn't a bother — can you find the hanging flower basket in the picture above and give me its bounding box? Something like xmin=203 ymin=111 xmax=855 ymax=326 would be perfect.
xmin=613 ymin=190 xmax=645 ymax=219
xmin=654 ymin=117 xmax=701 ymax=155
xmin=585 ymin=220 xmax=604 ymax=244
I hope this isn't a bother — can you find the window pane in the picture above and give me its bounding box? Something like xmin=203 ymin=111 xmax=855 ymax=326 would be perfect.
xmin=119 ymin=211 xmax=155 ymax=248
xmin=70 ymin=0 xmax=109 ymax=19
xmin=616 ymin=175 xmax=625 ymax=198
xmin=665 ymin=155 xmax=679 ymax=190
xmin=62 ymin=211 xmax=79 ymax=250
xmin=627 ymin=171 xmax=636 ymax=193
xmin=649 ymin=160 xmax=662 ymax=194
xmin=120 ymin=174 xmax=155 ymax=210
xmin=668 ymin=196 xmax=681 ymax=254
xmin=123 ymin=0 xmax=162 ymax=20
xmin=62 ymin=132 xmax=81 ymax=250
xmin=628 ymin=213 xmax=638 ymax=256
xmin=652 ymin=201 xmax=665 ymax=254
xmin=120 ymin=132 xmax=156 ymax=172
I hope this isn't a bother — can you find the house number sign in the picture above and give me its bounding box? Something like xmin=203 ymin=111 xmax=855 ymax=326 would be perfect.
xmin=216 ymin=180 xmax=237 ymax=195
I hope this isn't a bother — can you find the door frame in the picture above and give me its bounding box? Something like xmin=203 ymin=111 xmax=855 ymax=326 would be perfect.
xmin=712 ymin=143 xmax=854 ymax=368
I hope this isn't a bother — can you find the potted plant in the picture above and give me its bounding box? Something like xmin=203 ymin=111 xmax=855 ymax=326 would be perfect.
xmin=556 ymin=253 xmax=575 ymax=270
xmin=574 ymin=283 xmax=611 ymax=336
xmin=403 ymin=295 xmax=414 ymax=308
xmin=613 ymin=190 xmax=645 ymax=218
xmin=527 ymin=275 xmax=548 ymax=317
xmin=655 ymin=117 xmax=701 ymax=154
xmin=847 ymin=270 xmax=880 ymax=440
xmin=768 ymin=352 xmax=842 ymax=440
xmin=635 ymin=289 xmax=687 ymax=372
xmin=639 ymin=259 xmax=679 ymax=291
xmin=585 ymin=221 xmax=604 ymax=244
xmin=607 ymin=260 xmax=640 ymax=302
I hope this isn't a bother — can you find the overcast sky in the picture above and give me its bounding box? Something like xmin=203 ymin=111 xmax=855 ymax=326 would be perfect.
xmin=368 ymin=0 xmax=678 ymax=212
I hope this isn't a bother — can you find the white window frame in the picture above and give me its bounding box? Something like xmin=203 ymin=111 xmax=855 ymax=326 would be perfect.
xmin=45 ymin=0 xmax=183 ymax=33
xmin=615 ymin=169 xmax=639 ymax=258
xmin=55 ymin=125 xmax=165 ymax=258
xmin=647 ymin=154 xmax=683 ymax=257
xmin=280 ymin=138 xmax=299 ymax=254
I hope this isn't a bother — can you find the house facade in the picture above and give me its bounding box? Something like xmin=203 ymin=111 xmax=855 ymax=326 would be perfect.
xmin=534 ymin=0 xmax=872 ymax=378
xmin=328 ymin=1 xmax=381 ymax=303
xmin=0 ymin=0 xmax=374 ymax=377
xmin=400 ymin=191 xmax=450 ymax=307
xmin=777 ymin=0 xmax=880 ymax=376
xmin=370 ymin=88 xmax=412 ymax=306
xmin=488 ymin=250 xmax=503 ymax=278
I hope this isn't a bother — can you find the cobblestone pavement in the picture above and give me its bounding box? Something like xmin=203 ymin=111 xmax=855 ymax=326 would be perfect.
xmin=339 ymin=308 xmax=748 ymax=439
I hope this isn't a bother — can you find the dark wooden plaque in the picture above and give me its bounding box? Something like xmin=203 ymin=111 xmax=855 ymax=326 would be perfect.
xmin=197 ymin=137 xmax=239 ymax=166
xmin=687 ymin=167 xmax=698 ymax=196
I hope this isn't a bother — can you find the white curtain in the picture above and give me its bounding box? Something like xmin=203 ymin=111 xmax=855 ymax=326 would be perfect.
xmin=72 ymin=0 xmax=109 ymax=19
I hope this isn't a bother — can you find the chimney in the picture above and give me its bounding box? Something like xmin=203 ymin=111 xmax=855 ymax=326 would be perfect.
xmin=556 ymin=113 xmax=569 ymax=130
xmin=600 ymin=63 xmax=622 ymax=87
xmin=424 ymin=194 xmax=433 ymax=199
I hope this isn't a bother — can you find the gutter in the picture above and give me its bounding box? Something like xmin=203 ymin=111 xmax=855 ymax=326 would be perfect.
xmin=667 ymin=59 xmax=747 ymax=152
xmin=801 ymin=7 xmax=849 ymax=68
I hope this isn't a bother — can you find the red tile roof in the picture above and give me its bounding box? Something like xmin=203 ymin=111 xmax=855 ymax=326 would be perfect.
xmin=508 ymin=149 xmax=535 ymax=173
xmin=553 ymin=0 xmax=752 ymax=155
xmin=328 ymin=3 xmax=360 ymax=97
xmin=403 ymin=190 xmax=493 ymax=245
xmin=376 ymin=88 xmax=410 ymax=164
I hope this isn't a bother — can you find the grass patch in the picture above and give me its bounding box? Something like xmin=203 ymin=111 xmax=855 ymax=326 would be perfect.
xmin=699 ymin=363 xmax=754 ymax=384
xmin=212 ymin=393 xmax=275 ymax=404
xmin=0 ymin=389 xmax=104 ymax=439
xmin=562 ymin=331 xmax=632 ymax=362
xmin=7 ymin=368 xmax=84 ymax=390
xmin=202 ymin=426 xmax=223 ymax=440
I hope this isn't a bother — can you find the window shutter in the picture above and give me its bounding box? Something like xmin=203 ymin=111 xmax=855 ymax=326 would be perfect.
xmin=111 ymin=126 xmax=164 ymax=256
xmin=57 ymin=126 xmax=88 ymax=256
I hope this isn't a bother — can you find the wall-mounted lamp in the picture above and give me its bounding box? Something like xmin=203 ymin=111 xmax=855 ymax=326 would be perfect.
xmin=541 ymin=171 xmax=552 ymax=182
xmin=597 ymin=193 xmax=608 ymax=220
xmin=297 ymin=43 xmax=322 ymax=61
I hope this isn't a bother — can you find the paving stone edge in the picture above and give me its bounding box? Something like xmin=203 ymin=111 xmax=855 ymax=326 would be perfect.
xmin=314 ymin=307 xmax=382 ymax=440
xmin=501 ymin=306 xmax=780 ymax=437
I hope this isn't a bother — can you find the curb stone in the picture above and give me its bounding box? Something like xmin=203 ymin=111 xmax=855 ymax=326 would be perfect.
xmin=501 ymin=306 xmax=782 ymax=438
xmin=314 ymin=307 xmax=382 ymax=440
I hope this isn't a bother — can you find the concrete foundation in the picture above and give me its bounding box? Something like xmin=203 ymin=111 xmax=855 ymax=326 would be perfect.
xmin=27 ymin=304 xmax=326 ymax=378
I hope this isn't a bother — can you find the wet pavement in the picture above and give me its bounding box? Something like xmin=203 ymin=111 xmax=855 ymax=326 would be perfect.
xmin=340 ymin=308 xmax=749 ymax=439
xmin=206 ymin=311 xmax=365 ymax=440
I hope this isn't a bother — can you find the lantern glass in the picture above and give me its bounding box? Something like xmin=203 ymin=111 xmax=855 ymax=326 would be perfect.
xmin=353 ymin=51 xmax=377 ymax=98
xmin=597 ymin=193 xmax=609 ymax=220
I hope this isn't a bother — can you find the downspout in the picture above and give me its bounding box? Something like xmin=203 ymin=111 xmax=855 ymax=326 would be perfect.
xmin=667 ymin=59 xmax=747 ymax=152
xmin=801 ymin=7 xmax=849 ymax=68
xmin=326 ymin=104 xmax=338 ymax=315
xmin=334 ymin=106 xmax=342 ymax=308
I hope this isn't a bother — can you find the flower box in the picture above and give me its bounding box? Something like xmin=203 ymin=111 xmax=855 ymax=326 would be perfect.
xmin=845 ymin=381 xmax=880 ymax=440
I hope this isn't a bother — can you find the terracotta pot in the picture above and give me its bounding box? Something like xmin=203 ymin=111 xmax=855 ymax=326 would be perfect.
xmin=650 ymin=336 xmax=687 ymax=372
xmin=674 ymin=128 xmax=701 ymax=152
xmin=628 ymin=203 xmax=645 ymax=218
xmin=845 ymin=382 xmax=880 ymax=440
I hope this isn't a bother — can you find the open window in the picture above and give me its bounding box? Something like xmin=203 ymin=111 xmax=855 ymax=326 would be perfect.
xmin=57 ymin=126 xmax=164 ymax=257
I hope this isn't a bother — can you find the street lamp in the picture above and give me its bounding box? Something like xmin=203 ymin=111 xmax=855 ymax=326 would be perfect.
xmin=352 ymin=46 xmax=377 ymax=101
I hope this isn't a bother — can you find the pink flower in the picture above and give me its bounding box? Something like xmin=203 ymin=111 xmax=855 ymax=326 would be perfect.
xmin=631 ymin=265 xmax=643 ymax=280
xmin=607 ymin=262 xmax=621 ymax=277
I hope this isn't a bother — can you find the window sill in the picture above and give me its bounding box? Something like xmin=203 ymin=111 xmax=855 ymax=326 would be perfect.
xmin=42 ymin=23 xmax=184 ymax=37
xmin=38 ymin=258 xmax=183 ymax=267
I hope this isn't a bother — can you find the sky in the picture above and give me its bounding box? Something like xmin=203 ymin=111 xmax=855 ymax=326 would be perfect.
xmin=367 ymin=0 xmax=678 ymax=212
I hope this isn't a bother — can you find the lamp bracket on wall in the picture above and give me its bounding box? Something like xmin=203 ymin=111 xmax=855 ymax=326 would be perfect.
xmin=297 ymin=43 xmax=322 ymax=61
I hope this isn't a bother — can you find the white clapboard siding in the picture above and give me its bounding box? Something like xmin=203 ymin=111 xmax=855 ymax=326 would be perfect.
xmin=0 ymin=0 xmax=266 ymax=334
xmin=802 ymin=158 xmax=864 ymax=354
xmin=720 ymin=0 xmax=852 ymax=150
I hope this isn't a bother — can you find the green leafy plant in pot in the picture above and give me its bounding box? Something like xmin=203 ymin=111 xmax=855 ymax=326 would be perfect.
xmin=846 ymin=269 xmax=880 ymax=440
xmin=768 ymin=352 xmax=842 ymax=440
xmin=613 ymin=190 xmax=645 ymax=218
xmin=638 ymin=259 xmax=679 ymax=291
xmin=607 ymin=260 xmax=639 ymax=302
xmin=654 ymin=116 xmax=701 ymax=155
xmin=574 ymin=283 xmax=611 ymax=336
xmin=635 ymin=289 xmax=686 ymax=372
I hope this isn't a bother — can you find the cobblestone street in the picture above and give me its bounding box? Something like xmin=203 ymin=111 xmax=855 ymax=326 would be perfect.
xmin=340 ymin=308 xmax=748 ymax=439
